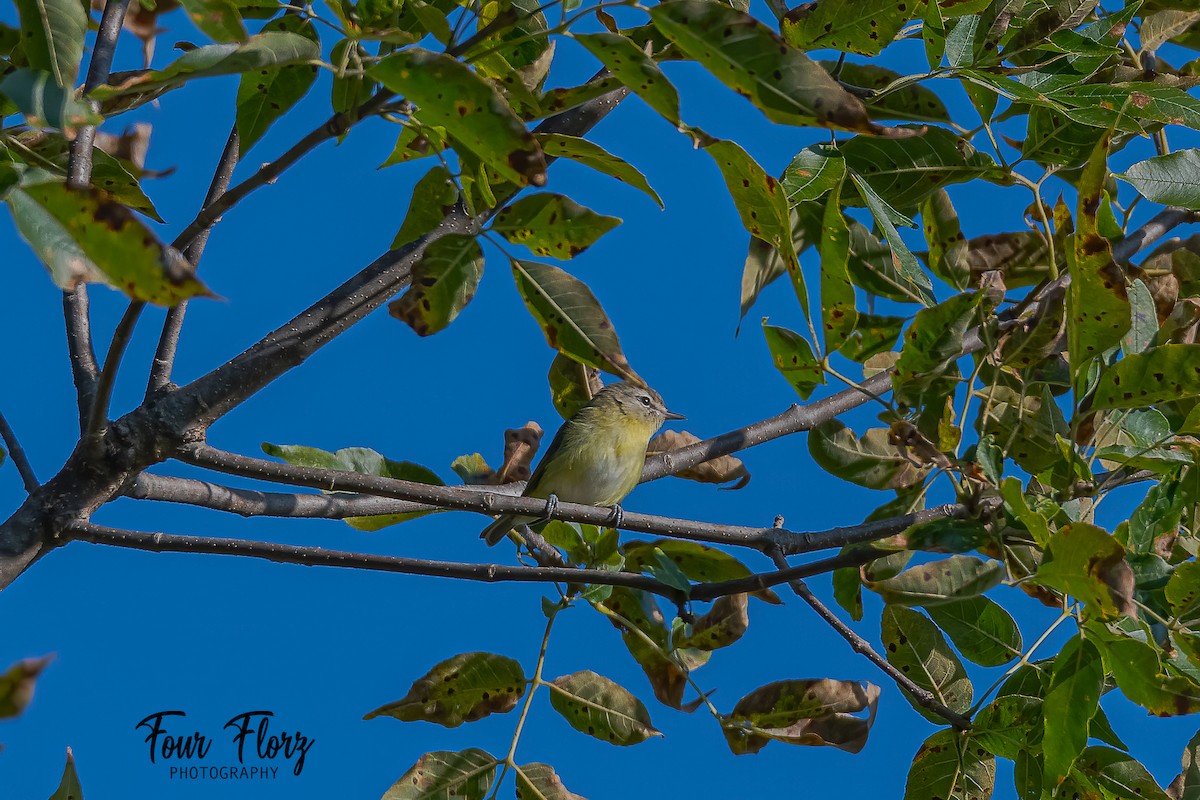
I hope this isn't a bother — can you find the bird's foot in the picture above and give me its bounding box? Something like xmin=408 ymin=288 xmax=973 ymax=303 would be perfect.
xmin=535 ymin=493 xmax=560 ymax=524
xmin=607 ymin=503 xmax=624 ymax=530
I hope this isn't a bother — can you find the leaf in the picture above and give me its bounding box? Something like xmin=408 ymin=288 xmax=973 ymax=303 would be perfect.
xmin=511 ymin=259 xmax=639 ymax=382
xmin=382 ymin=749 xmax=498 ymax=800
xmin=364 ymin=652 xmax=525 ymax=727
xmin=1074 ymin=746 xmax=1171 ymax=800
xmin=593 ymin=587 xmax=692 ymax=708
xmin=1044 ymin=635 xmax=1104 ymax=785
xmin=1128 ymin=473 xmax=1185 ymax=557
xmin=547 ymin=353 xmax=600 ymax=419
xmin=1091 ymin=622 xmax=1200 ymax=716
xmin=93 ymin=32 xmax=320 ymax=101
xmin=380 ymin=123 xmax=449 ymax=168
xmin=391 ymin=166 xmax=460 ymax=250
xmin=1119 ymin=150 xmax=1200 ymax=210
xmin=492 ymin=194 xmax=620 ymax=259
xmin=0 ymin=655 xmax=52 ymax=719
xmin=674 ymin=594 xmax=749 ymax=651
xmin=977 ymin=385 xmax=1068 ymax=475
xmin=868 ymin=555 xmax=1003 ymax=606
xmin=451 ymin=453 xmax=494 ymax=485
xmin=234 ymin=15 xmax=317 ymax=153
xmin=809 ymin=419 xmax=927 ymax=490
xmin=821 ymin=62 xmax=951 ymax=124
xmin=1124 ymin=278 xmax=1159 ymax=356
xmin=8 ymin=181 xmax=210 ymax=305
xmin=882 ymin=605 xmax=972 ymax=721
xmin=841 ymin=127 xmax=1000 ymax=210
xmin=1142 ymin=10 xmax=1200 ymax=51
xmin=723 ymin=679 xmax=881 ymax=755
xmin=645 ymin=430 xmax=752 ymax=490
xmin=820 ymin=183 xmax=857 ymax=353
xmin=762 ymin=321 xmax=823 ymax=400
xmin=622 ymin=539 xmax=772 ymax=590
xmin=515 ymin=763 xmax=584 ymax=800
xmin=331 ymin=38 xmax=377 ymax=115
xmin=1032 ymin=522 xmax=1124 ymax=617
xmin=1170 ymin=728 xmax=1200 ymax=800
xmin=1022 ymin=106 xmax=1106 ymax=169
xmin=370 ymin=48 xmax=546 ymax=187
xmin=650 ymin=0 xmax=902 ymax=135
xmin=0 ymin=69 xmax=102 ymax=130
xmin=780 ymin=0 xmax=911 ymax=56
xmin=16 ymin=131 xmax=161 ymax=221
xmin=842 ymin=312 xmax=906 ymax=361
xmin=851 ymin=173 xmax=935 ymax=306
xmin=972 ymin=695 xmax=1043 ymax=759
xmin=178 ymin=0 xmax=246 ymax=42
xmin=388 ymin=234 xmax=484 ymax=337
xmin=535 ymin=133 xmax=662 ymax=208
xmin=893 ymin=292 xmax=980 ymax=407
xmin=905 ymin=729 xmax=996 ymax=800
xmin=738 ymin=204 xmax=823 ymax=324
xmin=920 ymin=188 xmax=970 ymax=290
xmin=548 ymin=671 xmax=660 ymax=746
xmin=49 ymin=748 xmax=82 ymax=800
xmin=1093 ymin=345 xmax=1200 ymax=411
xmin=15 ymin=0 xmax=86 ymax=86
xmin=782 ymin=144 xmax=845 ymax=204
xmin=574 ymin=32 xmax=681 ymax=125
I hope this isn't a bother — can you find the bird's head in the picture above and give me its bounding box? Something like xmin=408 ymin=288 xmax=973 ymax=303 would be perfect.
xmin=590 ymin=381 xmax=685 ymax=432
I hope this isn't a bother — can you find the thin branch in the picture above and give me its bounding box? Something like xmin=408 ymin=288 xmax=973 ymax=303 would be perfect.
xmin=0 ymin=412 xmax=38 ymax=492
xmin=690 ymin=546 xmax=889 ymax=601
xmin=766 ymin=548 xmax=971 ymax=730
xmin=66 ymin=521 xmax=688 ymax=603
xmin=86 ymin=301 xmax=146 ymax=441
xmin=148 ymin=128 xmax=241 ymax=394
xmin=62 ymin=0 xmax=134 ymax=427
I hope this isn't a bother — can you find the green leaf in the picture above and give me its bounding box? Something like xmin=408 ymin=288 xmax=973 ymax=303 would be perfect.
xmin=8 ymin=181 xmax=211 ymax=305
xmin=780 ymin=0 xmax=911 ymax=56
xmin=515 ymin=763 xmax=583 ymax=800
xmin=364 ymin=652 xmax=525 ymax=727
xmin=370 ymin=48 xmax=546 ymax=186
xmin=926 ymin=596 xmax=1022 ymax=666
xmin=1032 ymin=522 xmax=1124 ymax=617
xmin=820 ymin=182 xmax=857 ymax=353
xmin=391 ymin=166 xmax=460 ymax=250
xmin=594 ymin=587 xmax=691 ymax=708
xmin=547 ymin=353 xmax=597 ymax=420
xmin=868 ymin=555 xmax=1003 ymax=607
xmin=1093 ymin=345 xmax=1200 ymax=411
xmin=621 ymin=538 xmax=775 ymax=587
xmin=905 ymin=729 xmax=996 ymax=800
xmin=178 ymin=0 xmax=247 ymax=41
xmin=93 ymin=32 xmax=320 ymax=102
xmin=1073 ymin=746 xmax=1171 ymax=800
xmin=893 ymin=292 xmax=980 ymax=407
xmin=723 ymin=679 xmax=881 ymax=755
xmin=738 ymin=203 xmax=823 ymax=325
xmin=538 ymin=75 xmax=624 ymax=117
xmin=382 ymin=749 xmax=498 ymax=800
xmin=1022 ymin=106 xmax=1106 ymax=168
xmin=469 ymin=0 xmax=548 ymax=70
xmin=809 ymin=419 xmax=927 ymax=490
xmin=450 ymin=453 xmax=494 ymax=485
xmin=16 ymin=133 xmax=161 ymax=222
xmin=1119 ymin=150 xmax=1200 ymax=210
xmin=492 ymin=194 xmax=620 ymax=259
xmin=842 ymin=127 xmax=1000 ymax=210
xmin=234 ymin=16 xmax=317 ymax=152
xmin=15 ymin=0 xmax=86 ymax=86
xmin=782 ymin=144 xmax=845 ymax=204
xmin=650 ymin=0 xmax=897 ymax=134
xmin=1128 ymin=474 xmax=1185 ymax=557
xmin=1043 ymin=635 xmax=1104 ymax=785
xmin=882 ymin=605 xmax=973 ymax=721
xmin=851 ymin=173 xmax=935 ymax=306
xmin=978 ymin=385 xmax=1068 ymax=475
xmin=973 ymin=695 xmax=1043 ymax=759
xmin=1124 ymin=278 xmax=1159 ymax=356
xmin=511 ymin=259 xmax=639 ymax=382
xmin=0 ymin=69 xmax=101 ymax=130
xmin=389 ymin=234 xmax=484 ymax=337
xmin=536 ymin=133 xmax=662 ymax=208
xmin=0 ymin=655 xmax=52 ymax=719
xmin=762 ymin=320 xmax=824 ymax=400
xmin=331 ymin=39 xmax=376 ymax=115
xmin=920 ymin=188 xmax=970 ymax=290
xmin=548 ymin=670 xmax=661 ymax=746
xmin=380 ymin=123 xmax=448 ymax=168
xmin=574 ymin=32 xmax=681 ymax=125
xmin=1168 ymin=560 xmax=1200 ymax=626
xmin=833 ymin=562 xmax=864 ymax=621
xmin=48 ymin=748 xmax=82 ymax=800
xmin=1171 ymin=728 xmax=1200 ymax=800
xmin=1091 ymin=622 xmax=1200 ymax=716
xmin=822 ymin=62 xmax=951 ymax=124
xmin=842 ymin=312 xmax=906 ymax=361
xmin=1000 ymin=477 xmax=1051 ymax=548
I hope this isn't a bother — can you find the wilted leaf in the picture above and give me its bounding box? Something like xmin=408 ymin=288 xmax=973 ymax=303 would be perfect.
xmin=536 ymin=133 xmax=662 ymax=207
xmin=382 ymin=749 xmax=498 ymax=800
xmin=364 ymin=652 xmax=525 ymax=727
xmin=646 ymin=430 xmax=751 ymax=489
xmin=882 ymin=605 xmax=972 ymax=721
xmin=1044 ymin=635 xmax=1104 ymax=785
xmin=389 ymin=234 xmax=483 ymax=336
xmin=497 ymin=422 xmax=543 ymax=484
xmin=905 ymin=729 xmax=996 ymax=800
xmin=0 ymin=655 xmax=52 ymax=719
xmin=809 ymin=419 xmax=927 ymax=490
xmin=574 ymin=32 xmax=681 ymax=125
xmin=675 ymin=594 xmax=749 ymax=651
xmin=548 ymin=671 xmax=660 ymax=746
xmin=511 ymin=259 xmax=640 ymax=382
xmin=868 ymin=555 xmax=1003 ymax=607
xmin=492 ymin=194 xmax=620 ymax=259
xmin=723 ymin=679 xmax=880 ymax=755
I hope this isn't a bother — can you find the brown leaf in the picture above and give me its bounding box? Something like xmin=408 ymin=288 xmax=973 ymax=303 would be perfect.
xmin=675 ymin=593 xmax=749 ymax=651
xmin=0 ymin=655 xmax=53 ymax=719
xmin=93 ymin=123 xmax=159 ymax=173
xmin=647 ymin=430 xmax=750 ymax=489
xmin=497 ymin=422 xmax=543 ymax=484
xmin=1100 ymin=558 xmax=1138 ymax=619
xmin=723 ymin=679 xmax=881 ymax=755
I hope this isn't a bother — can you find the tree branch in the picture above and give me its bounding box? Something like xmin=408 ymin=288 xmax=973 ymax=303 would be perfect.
xmin=62 ymin=0 xmax=134 ymax=427
xmin=148 ymin=128 xmax=241 ymax=394
xmin=766 ymin=548 xmax=971 ymax=730
xmin=87 ymin=301 xmax=145 ymax=440
xmin=0 ymin=411 xmax=38 ymax=492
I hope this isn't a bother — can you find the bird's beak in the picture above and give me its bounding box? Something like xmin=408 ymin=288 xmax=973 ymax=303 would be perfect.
xmin=662 ymin=409 xmax=686 ymax=421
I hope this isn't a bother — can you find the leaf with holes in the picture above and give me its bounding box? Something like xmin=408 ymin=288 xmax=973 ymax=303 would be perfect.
xmin=809 ymin=419 xmax=927 ymax=490
xmin=492 ymin=194 xmax=620 ymax=259
xmin=868 ymin=555 xmax=1003 ymax=607
xmin=650 ymin=0 xmax=903 ymax=135
xmin=235 ymin=16 xmax=317 ymax=153
xmin=381 ymin=749 xmax=498 ymax=800
xmin=905 ymin=729 xmax=995 ymax=800
xmin=781 ymin=0 xmax=912 ymax=56
xmin=389 ymin=234 xmax=483 ymax=337
xmin=364 ymin=652 xmax=525 ymax=727
xmin=536 ymin=133 xmax=662 ymax=208
xmin=511 ymin=259 xmax=640 ymax=382
xmin=370 ymin=48 xmax=546 ymax=187
xmin=575 ymin=31 xmax=681 ymax=125
xmin=548 ymin=671 xmax=660 ymax=746
xmin=723 ymin=679 xmax=881 ymax=755
xmin=882 ymin=605 xmax=973 ymax=722
xmin=15 ymin=0 xmax=86 ymax=86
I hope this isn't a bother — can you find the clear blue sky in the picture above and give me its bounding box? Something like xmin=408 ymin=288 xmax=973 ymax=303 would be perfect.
xmin=2 ymin=3 xmax=1198 ymax=798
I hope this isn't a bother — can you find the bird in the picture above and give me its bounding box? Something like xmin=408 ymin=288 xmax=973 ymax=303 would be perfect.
xmin=481 ymin=381 xmax=685 ymax=545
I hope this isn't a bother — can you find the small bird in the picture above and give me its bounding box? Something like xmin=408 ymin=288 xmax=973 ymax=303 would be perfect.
xmin=481 ymin=381 xmax=685 ymax=545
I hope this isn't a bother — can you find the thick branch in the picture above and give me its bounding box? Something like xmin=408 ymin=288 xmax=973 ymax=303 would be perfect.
xmin=0 ymin=412 xmax=38 ymax=492
xmin=767 ymin=548 xmax=971 ymax=730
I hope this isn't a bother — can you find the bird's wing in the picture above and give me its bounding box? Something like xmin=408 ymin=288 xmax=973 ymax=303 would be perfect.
xmin=522 ymin=416 xmax=580 ymax=499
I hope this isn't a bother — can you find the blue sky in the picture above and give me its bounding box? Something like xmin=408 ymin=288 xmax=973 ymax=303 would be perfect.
xmin=2 ymin=3 xmax=1199 ymax=798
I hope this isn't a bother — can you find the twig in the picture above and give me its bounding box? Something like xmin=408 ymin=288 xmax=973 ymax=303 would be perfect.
xmin=86 ymin=301 xmax=146 ymax=440
xmin=62 ymin=0 xmax=134 ymax=427
xmin=148 ymin=129 xmax=241 ymax=394
xmin=690 ymin=547 xmax=889 ymax=601
xmin=766 ymin=548 xmax=971 ymax=730
xmin=66 ymin=521 xmax=688 ymax=603
xmin=0 ymin=412 xmax=38 ymax=492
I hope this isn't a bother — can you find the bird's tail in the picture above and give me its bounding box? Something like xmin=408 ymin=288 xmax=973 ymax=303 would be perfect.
xmin=481 ymin=514 xmax=528 ymax=545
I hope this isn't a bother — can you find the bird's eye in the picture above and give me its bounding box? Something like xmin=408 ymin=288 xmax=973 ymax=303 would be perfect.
xmin=639 ymin=395 xmax=651 ymax=407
